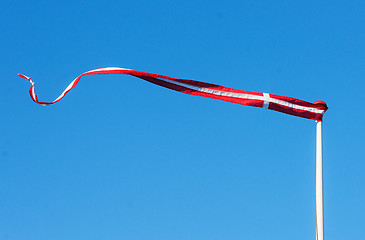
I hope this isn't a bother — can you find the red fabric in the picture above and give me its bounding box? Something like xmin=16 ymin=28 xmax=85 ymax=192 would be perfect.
xmin=19 ymin=67 xmax=328 ymax=121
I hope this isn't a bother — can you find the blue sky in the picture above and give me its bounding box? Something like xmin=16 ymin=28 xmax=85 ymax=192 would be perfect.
xmin=1 ymin=1 xmax=364 ymax=239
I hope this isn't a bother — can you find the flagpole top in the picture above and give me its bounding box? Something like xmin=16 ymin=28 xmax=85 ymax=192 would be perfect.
xmin=314 ymin=100 xmax=328 ymax=112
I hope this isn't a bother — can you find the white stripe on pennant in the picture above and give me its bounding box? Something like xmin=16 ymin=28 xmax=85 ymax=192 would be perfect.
xmin=159 ymin=78 xmax=324 ymax=115
xmin=263 ymin=93 xmax=270 ymax=109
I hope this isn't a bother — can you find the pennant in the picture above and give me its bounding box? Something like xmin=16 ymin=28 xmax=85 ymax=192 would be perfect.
xmin=19 ymin=67 xmax=328 ymax=121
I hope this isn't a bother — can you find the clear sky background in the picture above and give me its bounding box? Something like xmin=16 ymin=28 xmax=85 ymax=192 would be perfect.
xmin=1 ymin=1 xmax=364 ymax=239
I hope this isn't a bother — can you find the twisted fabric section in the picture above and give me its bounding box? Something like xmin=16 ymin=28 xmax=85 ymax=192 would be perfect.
xmin=19 ymin=67 xmax=328 ymax=121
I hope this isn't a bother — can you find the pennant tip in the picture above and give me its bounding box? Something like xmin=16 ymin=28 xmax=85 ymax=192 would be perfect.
xmin=18 ymin=73 xmax=29 ymax=79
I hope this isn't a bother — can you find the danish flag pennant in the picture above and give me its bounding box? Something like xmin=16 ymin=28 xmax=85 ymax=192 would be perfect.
xmin=19 ymin=67 xmax=328 ymax=121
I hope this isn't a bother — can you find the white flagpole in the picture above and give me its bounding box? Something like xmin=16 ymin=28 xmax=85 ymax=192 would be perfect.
xmin=316 ymin=121 xmax=324 ymax=240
